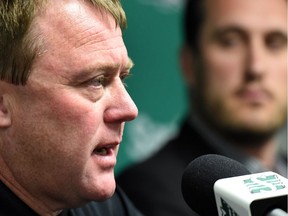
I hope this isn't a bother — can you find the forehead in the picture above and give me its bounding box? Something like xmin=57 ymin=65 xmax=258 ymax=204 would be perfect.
xmin=203 ymin=0 xmax=286 ymax=32
xmin=31 ymin=0 xmax=129 ymax=78
xmin=36 ymin=0 xmax=122 ymax=50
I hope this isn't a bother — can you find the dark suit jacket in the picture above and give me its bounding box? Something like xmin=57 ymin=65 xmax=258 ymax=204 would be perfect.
xmin=0 ymin=180 xmax=143 ymax=216
xmin=117 ymin=119 xmax=218 ymax=216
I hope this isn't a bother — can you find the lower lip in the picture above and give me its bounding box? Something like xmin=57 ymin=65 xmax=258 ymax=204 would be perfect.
xmin=92 ymin=148 xmax=117 ymax=169
xmin=238 ymin=91 xmax=269 ymax=104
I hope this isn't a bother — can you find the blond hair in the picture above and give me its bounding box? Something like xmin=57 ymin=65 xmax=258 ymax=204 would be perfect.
xmin=0 ymin=0 xmax=126 ymax=85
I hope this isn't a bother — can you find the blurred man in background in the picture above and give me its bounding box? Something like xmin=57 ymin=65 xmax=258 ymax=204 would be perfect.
xmin=117 ymin=0 xmax=287 ymax=215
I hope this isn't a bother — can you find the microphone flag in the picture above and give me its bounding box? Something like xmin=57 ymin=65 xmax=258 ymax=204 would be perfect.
xmin=214 ymin=171 xmax=288 ymax=216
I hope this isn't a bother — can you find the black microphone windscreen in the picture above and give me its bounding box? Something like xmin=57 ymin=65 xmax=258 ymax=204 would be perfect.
xmin=181 ymin=154 xmax=251 ymax=215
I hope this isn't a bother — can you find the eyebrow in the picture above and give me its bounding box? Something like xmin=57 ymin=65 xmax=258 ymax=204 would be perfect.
xmin=68 ymin=57 xmax=135 ymax=84
xmin=213 ymin=26 xmax=247 ymax=38
xmin=126 ymin=57 xmax=134 ymax=71
xmin=95 ymin=57 xmax=134 ymax=73
xmin=213 ymin=25 xmax=287 ymax=38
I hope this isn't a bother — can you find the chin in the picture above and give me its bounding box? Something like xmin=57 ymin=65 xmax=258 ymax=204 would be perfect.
xmin=94 ymin=186 xmax=116 ymax=201
xmin=87 ymin=177 xmax=116 ymax=201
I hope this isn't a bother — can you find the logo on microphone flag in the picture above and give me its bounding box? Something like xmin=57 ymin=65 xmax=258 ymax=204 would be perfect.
xmin=243 ymin=173 xmax=285 ymax=194
xmin=214 ymin=171 xmax=288 ymax=216
xmin=220 ymin=198 xmax=239 ymax=216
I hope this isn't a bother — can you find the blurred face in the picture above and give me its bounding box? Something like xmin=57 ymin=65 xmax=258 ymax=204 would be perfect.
xmin=0 ymin=0 xmax=137 ymax=211
xmin=192 ymin=0 xmax=287 ymax=139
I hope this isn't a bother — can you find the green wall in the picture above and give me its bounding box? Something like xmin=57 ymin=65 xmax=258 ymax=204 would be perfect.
xmin=116 ymin=0 xmax=187 ymax=175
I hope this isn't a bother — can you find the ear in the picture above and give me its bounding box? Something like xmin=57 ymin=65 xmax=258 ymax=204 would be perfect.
xmin=0 ymin=95 xmax=11 ymax=128
xmin=179 ymin=45 xmax=196 ymax=87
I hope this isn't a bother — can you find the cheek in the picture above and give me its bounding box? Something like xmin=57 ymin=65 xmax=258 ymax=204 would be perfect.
xmin=267 ymin=63 xmax=287 ymax=111
xmin=270 ymin=57 xmax=287 ymax=90
xmin=47 ymin=93 xmax=102 ymax=142
xmin=15 ymin=89 xmax=102 ymax=157
xmin=201 ymin=53 xmax=242 ymax=101
xmin=3 ymin=86 xmax=107 ymax=195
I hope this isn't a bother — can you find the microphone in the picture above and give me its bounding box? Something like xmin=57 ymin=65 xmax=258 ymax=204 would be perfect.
xmin=181 ymin=154 xmax=288 ymax=216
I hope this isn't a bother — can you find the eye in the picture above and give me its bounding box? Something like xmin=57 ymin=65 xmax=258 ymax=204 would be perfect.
xmin=266 ymin=33 xmax=287 ymax=51
xmin=120 ymin=72 xmax=132 ymax=87
xmin=85 ymin=75 xmax=108 ymax=88
xmin=218 ymin=34 xmax=243 ymax=49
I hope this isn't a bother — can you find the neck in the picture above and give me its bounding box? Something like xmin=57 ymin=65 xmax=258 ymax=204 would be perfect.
xmin=189 ymin=112 xmax=279 ymax=170
xmin=0 ymin=156 xmax=62 ymax=216
xmin=218 ymin=129 xmax=279 ymax=170
xmin=241 ymin=140 xmax=277 ymax=170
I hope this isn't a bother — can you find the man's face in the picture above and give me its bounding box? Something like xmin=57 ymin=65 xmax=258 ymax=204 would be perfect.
xmin=193 ymin=0 xmax=287 ymax=136
xmin=1 ymin=0 xmax=137 ymax=209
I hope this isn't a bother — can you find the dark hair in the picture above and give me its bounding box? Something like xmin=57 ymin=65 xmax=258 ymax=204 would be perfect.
xmin=183 ymin=0 xmax=205 ymax=53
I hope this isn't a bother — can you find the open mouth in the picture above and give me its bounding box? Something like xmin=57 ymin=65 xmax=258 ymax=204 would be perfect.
xmin=94 ymin=147 xmax=109 ymax=156
xmin=92 ymin=144 xmax=118 ymax=167
xmin=93 ymin=144 xmax=117 ymax=156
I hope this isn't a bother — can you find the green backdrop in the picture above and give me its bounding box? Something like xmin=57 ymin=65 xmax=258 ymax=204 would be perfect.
xmin=115 ymin=0 xmax=187 ymax=175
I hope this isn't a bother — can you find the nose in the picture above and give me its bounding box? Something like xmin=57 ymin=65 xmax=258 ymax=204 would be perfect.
xmin=104 ymin=79 xmax=138 ymax=123
xmin=245 ymin=39 xmax=267 ymax=81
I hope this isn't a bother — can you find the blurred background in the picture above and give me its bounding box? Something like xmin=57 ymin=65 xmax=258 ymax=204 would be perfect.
xmin=115 ymin=0 xmax=186 ymax=175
